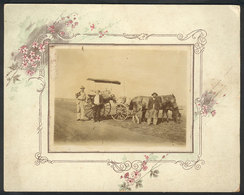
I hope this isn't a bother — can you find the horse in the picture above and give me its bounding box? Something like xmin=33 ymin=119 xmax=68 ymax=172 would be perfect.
xmin=87 ymin=91 xmax=117 ymax=104
xmin=85 ymin=93 xmax=117 ymax=119
xmin=129 ymin=96 xmax=150 ymax=124
xmin=160 ymin=95 xmax=180 ymax=123
xmin=129 ymin=94 xmax=181 ymax=123
xmin=102 ymin=93 xmax=117 ymax=104
xmin=161 ymin=102 xmax=181 ymax=123
xmin=172 ymin=106 xmax=181 ymax=123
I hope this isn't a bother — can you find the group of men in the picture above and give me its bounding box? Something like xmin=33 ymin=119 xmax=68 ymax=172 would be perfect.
xmin=76 ymin=86 xmax=103 ymax=122
xmin=76 ymin=85 xmax=163 ymax=125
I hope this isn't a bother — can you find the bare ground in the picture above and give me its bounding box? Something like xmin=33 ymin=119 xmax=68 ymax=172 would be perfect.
xmin=53 ymin=99 xmax=186 ymax=148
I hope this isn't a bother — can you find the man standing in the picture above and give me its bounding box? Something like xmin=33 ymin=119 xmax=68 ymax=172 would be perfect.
xmin=93 ymin=90 xmax=103 ymax=122
xmin=147 ymin=92 xmax=162 ymax=125
xmin=76 ymin=85 xmax=87 ymax=121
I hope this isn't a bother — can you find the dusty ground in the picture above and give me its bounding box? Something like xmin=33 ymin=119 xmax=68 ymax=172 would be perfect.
xmin=53 ymin=99 xmax=186 ymax=150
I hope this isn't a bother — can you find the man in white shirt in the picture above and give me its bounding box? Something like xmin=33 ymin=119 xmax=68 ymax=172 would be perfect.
xmin=93 ymin=90 xmax=103 ymax=122
xmin=75 ymin=86 xmax=87 ymax=121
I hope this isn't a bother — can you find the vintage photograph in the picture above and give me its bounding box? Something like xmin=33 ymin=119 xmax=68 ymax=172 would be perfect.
xmin=49 ymin=44 xmax=193 ymax=152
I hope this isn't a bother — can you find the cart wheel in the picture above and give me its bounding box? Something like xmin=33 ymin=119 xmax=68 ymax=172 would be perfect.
xmin=111 ymin=103 xmax=128 ymax=121
xmin=100 ymin=102 xmax=111 ymax=117
xmin=84 ymin=103 xmax=94 ymax=119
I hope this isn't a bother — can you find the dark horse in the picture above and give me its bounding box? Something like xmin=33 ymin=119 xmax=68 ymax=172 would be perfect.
xmin=84 ymin=93 xmax=117 ymax=119
xmin=129 ymin=94 xmax=181 ymax=123
xmin=161 ymin=95 xmax=181 ymax=123
xmin=87 ymin=93 xmax=116 ymax=104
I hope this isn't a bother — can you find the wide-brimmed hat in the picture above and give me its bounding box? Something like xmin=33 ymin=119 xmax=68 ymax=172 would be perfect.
xmin=80 ymin=85 xmax=85 ymax=89
xmin=152 ymin=92 xmax=158 ymax=96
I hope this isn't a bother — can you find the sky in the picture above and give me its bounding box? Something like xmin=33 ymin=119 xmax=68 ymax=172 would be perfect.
xmin=53 ymin=44 xmax=192 ymax=106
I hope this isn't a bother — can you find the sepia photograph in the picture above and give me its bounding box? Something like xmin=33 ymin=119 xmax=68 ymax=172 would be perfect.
xmin=49 ymin=44 xmax=193 ymax=152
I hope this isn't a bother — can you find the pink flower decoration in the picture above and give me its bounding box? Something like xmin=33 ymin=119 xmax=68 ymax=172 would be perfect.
xmin=124 ymin=172 xmax=129 ymax=178
xmin=22 ymin=61 xmax=28 ymax=67
xmin=98 ymin=30 xmax=108 ymax=38
xmin=48 ymin=25 xmax=55 ymax=33
xmin=75 ymin=22 xmax=78 ymax=26
xmin=39 ymin=44 xmax=45 ymax=53
xmin=21 ymin=45 xmax=27 ymax=49
xmin=59 ymin=31 xmax=65 ymax=36
xmin=68 ymin=20 xmax=73 ymax=24
xmin=44 ymin=40 xmax=49 ymax=45
xmin=30 ymin=51 xmax=35 ymax=57
xmin=28 ymin=57 xmax=35 ymax=64
xmin=32 ymin=63 xmax=37 ymax=68
xmin=202 ymin=105 xmax=207 ymax=109
xmin=120 ymin=175 xmax=123 ymax=179
xmin=133 ymin=171 xmax=141 ymax=178
xmin=22 ymin=54 xmax=28 ymax=60
xmin=144 ymin=155 xmax=149 ymax=160
xmin=90 ymin=24 xmax=95 ymax=31
xmin=128 ymin=178 xmax=135 ymax=185
xmin=22 ymin=48 xmax=28 ymax=54
xmin=19 ymin=45 xmax=28 ymax=54
xmin=26 ymin=69 xmax=35 ymax=76
xmin=200 ymin=109 xmax=207 ymax=117
xmin=32 ymin=42 xmax=38 ymax=48
xmin=35 ymin=55 xmax=41 ymax=62
xmin=142 ymin=161 xmax=148 ymax=171
xmin=211 ymin=110 xmax=216 ymax=117
xmin=99 ymin=31 xmax=104 ymax=38
xmin=142 ymin=165 xmax=148 ymax=171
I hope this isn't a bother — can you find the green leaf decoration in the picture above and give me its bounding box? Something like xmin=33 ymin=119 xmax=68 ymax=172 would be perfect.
xmin=149 ymin=154 xmax=159 ymax=160
xmin=24 ymin=80 xmax=32 ymax=87
xmin=13 ymin=74 xmax=20 ymax=84
xmin=122 ymin=155 xmax=127 ymax=162
xmin=9 ymin=63 xmax=18 ymax=70
xmin=135 ymin=180 xmax=143 ymax=188
xmin=119 ymin=182 xmax=131 ymax=191
xmin=149 ymin=170 xmax=160 ymax=178
xmin=154 ymin=170 xmax=159 ymax=174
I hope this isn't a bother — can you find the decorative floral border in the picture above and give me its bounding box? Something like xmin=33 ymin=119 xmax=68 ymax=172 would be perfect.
xmin=6 ymin=12 xmax=80 ymax=86
xmin=109 ymin=154 xmax=169 ymax=191
xmin=5 ymin=13 xmax=227 ymax=191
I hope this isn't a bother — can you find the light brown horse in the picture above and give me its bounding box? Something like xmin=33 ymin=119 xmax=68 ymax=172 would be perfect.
xmin=129 ymin=96 xmax=149 ymax=124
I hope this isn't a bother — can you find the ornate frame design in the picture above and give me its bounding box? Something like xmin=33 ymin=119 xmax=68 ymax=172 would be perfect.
xmin=35 ymin=29 xmax=207 ymax=170
xmin=5 ymin=12 xmax=209 ymax=173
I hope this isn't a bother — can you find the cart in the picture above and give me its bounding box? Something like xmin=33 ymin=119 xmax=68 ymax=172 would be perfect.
xmin=84 ymin=78 xmax=129 ymax=121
